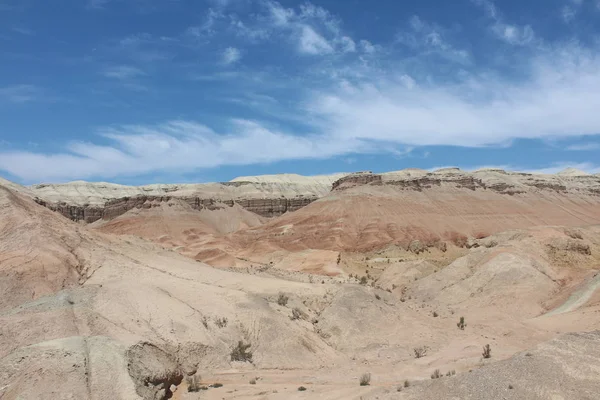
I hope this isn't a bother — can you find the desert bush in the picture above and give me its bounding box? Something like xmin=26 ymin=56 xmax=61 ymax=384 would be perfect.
xmin=186 ymin=375 xmax=201 ymax=392
xmin=359 ymin=373 xmax=371 ymax=386
xmin=231 ymin=341 xmax=253 ymax=362
xmin=445 ymin=370 xmax=456 ymax=377
xmin=413 ymin=346 xmax=428 ymax=358
xmin=404 ymin=380 xmax=410 ymax=387
xmin=211 ymin=383 xmax=223 ymax=388
xmin=430 ymin=369 xmax=442 ymax=379
xmin=201 ymin=316 xmax=209 ymax=329
xmin=432 ymin=311 xmax=439 ymax=317
xmin=214 ymin=317 xmax=228 ymax=328
xmin=298 ymin=386 xmax=307 ymax=391
xmin=290 ymin=308 xmax=302 ymax=320
xmin=337 ymin=253 xmax=341 ymax=264
xmin=277 ymin=293 xmax=289 ymax=306
xmin=457 ymin=316 xmax=466 ymax=330
xmin=482 ymin=344 xmax=492 ymax=359
xmin=249 ymin=378 xmax=257 ymax=384
xmin=360 ymin=276 xmax=368 ymax=285
xmin=375 ymin=294 xmax=381 ymax=300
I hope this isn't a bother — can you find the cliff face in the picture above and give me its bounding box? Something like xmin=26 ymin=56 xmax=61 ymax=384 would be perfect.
xmin=332 ymin=168 xmax=600 ymax=196
xmin=27 ymin=174 xmax=347 ymax=223
xmin=33 ymin=195 xmax=319 ymax=223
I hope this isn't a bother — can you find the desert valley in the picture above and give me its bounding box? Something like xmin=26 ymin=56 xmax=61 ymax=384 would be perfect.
xmin=1 ymin=167 xmax=600 ymax=400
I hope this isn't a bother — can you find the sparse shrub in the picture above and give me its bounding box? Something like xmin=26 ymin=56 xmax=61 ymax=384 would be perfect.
xmin=404 ymin=380 xmax=410 ymax=388
xmin=359 ymin=373 xmax=371 ymax=386
xmin=413 ymin=346 xmax=428 ymax=358
xmin=457 ymin=316 xmax=466 ymax=330
xmin=277 ymin=293 xmax=289 ymax=306
xmin=186 ymin=375 xmax=201 ymax=392
xmin=482 ymin=344 xmax=492 ymax=359
xmin=337 ymin=253 xmax=341 ymax=264
xmin=432 ymin=311 xmax=438 ymax=317
xmin=360 ymin=276 xmax=368 ymax=285
xmin=290 ymin=308 xmax=302 ymax=320
xmin=230 ymin=341 xmax=253 ymax=362
xmin=375 ymin=294 xmax=381 ymax=300
xmin=215 ymin=317 xmax=228 ymax=328
xmin=445 ymin=370 xmax=456 ymax=377
xmin=508 ymin=384 xmax=514 ymax=389
xmin=201 ymin=316 xmax=208 ymax=329
xmin=430 ymin=369 xmax=442 ymax=379
xmin=211 ymin=383 xmax=223 ymax=388
xmin=249 ymin=378 xmax=257 ymax=384
xmin=298 ymin=386 xmax=307 ymax=391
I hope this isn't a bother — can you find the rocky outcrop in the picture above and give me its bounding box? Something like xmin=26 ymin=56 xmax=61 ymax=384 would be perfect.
xmin=331 ymin=168 xmax=600 ymax=197
xmin=34 ymin=194 xmax=321 ymax=223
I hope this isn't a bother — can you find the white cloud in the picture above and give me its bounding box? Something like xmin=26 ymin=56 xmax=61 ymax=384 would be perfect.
xmin=0 ymin=84 xmax=40 ymax=103
xmin=222 ymin=47 xmax=242 ymax=64
xmin=298 ymin=26 xmax=333 ymax=55
xmin=307 ymin=43 xmax=600 ymax=148
xmin=103 ymin=65 xmax=146 ymax=80
xmin=360 ymin=40 xmax=376 ymax=53
xmin=0 ymin=120 xmax=368 ymax=182
xmin=263 ymin=1 xmax=358 ymax=55
xmin=491 ymin=23 xmax=535 ymax=45
xmin=472 ymin=0 xmax=536 ymax=45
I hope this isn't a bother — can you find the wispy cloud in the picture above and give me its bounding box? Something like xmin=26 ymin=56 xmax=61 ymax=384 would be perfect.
xmin=0 ymin=120 xmax=369 ymax=182
xmin=11 ymin=26 xmax=34 ymax=35
xmin=87 ymin=0 xmax=110 ymax=10
xmin=472 ymin=0 xmax=535 ymax=45
xmin=103 ymin=65 xmax=146 ymax=80
xmin=396 ymin=16 xmax=470 ymax=63
xmin=222 ymin=47 xmax=242 ymax=64
xmin=0 ymin=84 xmax=40 ymax=103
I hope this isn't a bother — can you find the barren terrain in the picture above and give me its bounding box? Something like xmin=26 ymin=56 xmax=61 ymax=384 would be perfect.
xmin=1 ymin=168 xmax=599 ymax=399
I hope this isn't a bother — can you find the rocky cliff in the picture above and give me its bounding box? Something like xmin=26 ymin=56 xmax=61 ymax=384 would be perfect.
xmin=27 ymin=174 xmax=346 ymax=222
xmin=332 ymin=168 xmax=600 ymax=196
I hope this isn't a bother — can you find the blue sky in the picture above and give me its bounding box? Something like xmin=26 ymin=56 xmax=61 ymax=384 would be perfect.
xmin=1 ymin=0 xmax=600 ymax=184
